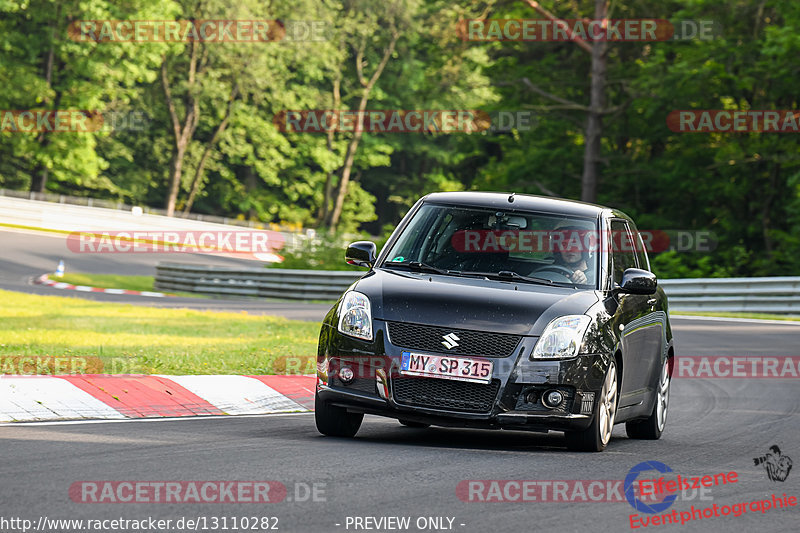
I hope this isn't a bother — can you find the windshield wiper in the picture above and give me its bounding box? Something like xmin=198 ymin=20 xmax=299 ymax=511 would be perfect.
xmin=462 ymin=270 xmax=554 ymax=286
xmin=382 ymin=261 xmax=450 ymax=275
xmin=409 ymin=261 xmax=450 ymax=275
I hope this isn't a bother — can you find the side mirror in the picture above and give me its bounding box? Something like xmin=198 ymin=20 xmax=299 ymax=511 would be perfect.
xmin=345 ymin=241 xmax=377 ymax=268
xmin=619 ymin=268 xmax=657 ymax=295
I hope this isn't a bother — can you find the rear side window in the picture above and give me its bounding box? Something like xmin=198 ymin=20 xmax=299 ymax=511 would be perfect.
xmin=611 ymin=220 xmax=638 ymax=285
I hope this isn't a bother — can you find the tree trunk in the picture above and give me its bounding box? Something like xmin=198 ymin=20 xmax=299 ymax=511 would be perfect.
xmin=183 ymin=83 xmax=239 ymax=214
xmin=167 ymin=147 xmax=187 ymax=214
xmin=327 ymin=30 xmax=399 ymax=230
xmin=30 ymin=169 xmax=48 ymax=193
xmin=244 ymin=166 xmax=258 ymax=219
xmin=30 ymin=8 xmax=60 ymax=194
xmin=327 ymin=128 xmax=363 ymax=230
xmin=161 ymin=41 xmax=201 ymax=216
xmin=580 ymin=0 xmax=608 ymax=204
xmin=317 ymin=74 xmax=342 ymax=225
xmin=761 ymin=162 xmax=779 ymax=257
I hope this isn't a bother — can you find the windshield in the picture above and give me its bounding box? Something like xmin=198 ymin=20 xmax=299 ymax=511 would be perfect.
xmin=381 ymin=203 xmax=599 ymax=288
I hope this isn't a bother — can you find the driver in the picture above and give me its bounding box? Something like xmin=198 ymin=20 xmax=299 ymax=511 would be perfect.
xmin=552 ymin=224 xmax=594 ymax=285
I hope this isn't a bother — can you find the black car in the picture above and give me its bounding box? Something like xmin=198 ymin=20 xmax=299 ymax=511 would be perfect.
xmin=315 ymin=192 xmax=674 ymax=452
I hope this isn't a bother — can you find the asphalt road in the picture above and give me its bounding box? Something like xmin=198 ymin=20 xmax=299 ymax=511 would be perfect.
xmin=0 ymin=228 xmax=332 ymax=321
xmin=1 ymin=317 xmax=798 ymax=533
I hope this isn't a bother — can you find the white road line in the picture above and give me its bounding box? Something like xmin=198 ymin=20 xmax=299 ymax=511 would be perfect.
xmin=0 ymin=411 xmax=313 ymax=427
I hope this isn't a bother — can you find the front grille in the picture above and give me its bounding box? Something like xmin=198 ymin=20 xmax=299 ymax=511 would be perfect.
xmin=387 ymin=322 xmax=521 ymax=357
xmin=393 ymin=377 xmax=501 ymax=413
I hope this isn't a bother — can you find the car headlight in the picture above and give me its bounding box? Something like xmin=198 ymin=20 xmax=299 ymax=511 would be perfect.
xmin=531 ymin=315 xmax=591 ymax=359
xmin=337 ymin=291 xmax=373 ymax=341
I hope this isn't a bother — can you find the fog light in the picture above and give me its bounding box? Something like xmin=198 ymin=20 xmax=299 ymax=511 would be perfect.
xmin=525 ymin=391 xmax=538 ymax=404
xmin=543 ymin=389 xmax=564 ymax=408
xmin=339 ymin=367 xmax=354 ymax=384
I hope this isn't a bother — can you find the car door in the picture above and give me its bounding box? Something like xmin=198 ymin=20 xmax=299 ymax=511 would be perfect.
xmin=629 ymin=222 xmax=669 ymax=397
xmin=610 ymin=219 xmax=663 ymax=408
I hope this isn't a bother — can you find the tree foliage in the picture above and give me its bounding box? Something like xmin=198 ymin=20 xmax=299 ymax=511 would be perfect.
xmin=1 ymin=0 xmax=798 ymax=276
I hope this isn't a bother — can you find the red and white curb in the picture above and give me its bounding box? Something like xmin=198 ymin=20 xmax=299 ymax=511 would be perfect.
xmin=0 ymin=374 xmax=315 ymax=422
xmin=34 ymin=273 xmax=170 ymax=297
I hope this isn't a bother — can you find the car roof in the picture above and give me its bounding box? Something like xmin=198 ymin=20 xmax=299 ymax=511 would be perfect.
xmin=422 ymin=191 xmax=624 ymax=220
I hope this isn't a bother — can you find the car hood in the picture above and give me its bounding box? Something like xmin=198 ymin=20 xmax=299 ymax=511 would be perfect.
xmin=355 ymin=268 xmax=600 ymax=336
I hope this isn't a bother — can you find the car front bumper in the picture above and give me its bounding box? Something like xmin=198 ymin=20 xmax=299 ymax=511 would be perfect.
xmin=317 ymin=321 xmax=612 ymax=433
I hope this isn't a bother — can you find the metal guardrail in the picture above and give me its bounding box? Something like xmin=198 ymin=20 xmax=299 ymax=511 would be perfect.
xmin=659 ymin=277 xmax=800 ymax=314
xmin=154 ymin=264 xmax=800 ymax=312
xmin=154 ymin=263 xmax=362 ymax=301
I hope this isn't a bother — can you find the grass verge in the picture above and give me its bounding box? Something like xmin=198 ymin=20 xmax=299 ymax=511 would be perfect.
xmin=58 ymin=272 xmax=156 ymax=293
xmin=56 ymin=272 xmax=205 ymax=298
xmin=0 ymin=289 xmax=319 ymax=375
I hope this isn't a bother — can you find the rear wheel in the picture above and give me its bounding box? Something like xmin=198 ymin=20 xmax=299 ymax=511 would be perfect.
xmin=314 ymin=393 xmax=363 ymax=437
xmin=565 ymin=359 xmax=618 ymax=452
xmin=398 ymin=419 xmax=430 ymax=428
xmin=626 ymin=357 xmax=670 ymax=440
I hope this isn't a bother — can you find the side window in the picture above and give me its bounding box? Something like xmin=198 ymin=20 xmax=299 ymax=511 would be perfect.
xmin=611 ymin=220 xmax=638 ymax=285
xmin=633 ymin=231 xmax=650 ymax=271
xmin=626 ymin=221 xmax=650 ymax=271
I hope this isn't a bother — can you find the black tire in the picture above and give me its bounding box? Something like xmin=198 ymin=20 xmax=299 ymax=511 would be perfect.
xmin=627 ymin=357 xmax=671 ymax=440
xmin=398 ymin=419 xmax=430 ymax=428
xmin=565 ymin=359 xmax=618 ymax=452
xmin=314 ymin=393 xmax=363 ymax=437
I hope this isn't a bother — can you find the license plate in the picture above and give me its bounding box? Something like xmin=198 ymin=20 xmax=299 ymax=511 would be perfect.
xmin=400 ymin=352 xmax=493 ymax=384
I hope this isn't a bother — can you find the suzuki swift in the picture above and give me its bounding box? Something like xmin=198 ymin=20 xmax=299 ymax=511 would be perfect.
xmin=315 ymin=192 xmax=674 ymax=452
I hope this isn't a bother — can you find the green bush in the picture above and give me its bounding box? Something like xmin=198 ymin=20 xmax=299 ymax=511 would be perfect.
xmin=270 ymin=227 xmax=394 ymax=271
xmin=649 ymin=251 xmax=734 ymax=279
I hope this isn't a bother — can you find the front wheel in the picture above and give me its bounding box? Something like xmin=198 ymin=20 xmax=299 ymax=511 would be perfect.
xmin=626 ymin=357 xmax=671 ymax=440
xmin=565 ymin=359 xmax=618 ymax=452
xmin=314 ymin=393 xmax=363 ymax=437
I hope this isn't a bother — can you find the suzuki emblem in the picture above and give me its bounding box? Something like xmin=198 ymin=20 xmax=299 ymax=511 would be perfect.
xmin=441 ymin=333 xmax=460 ymax=350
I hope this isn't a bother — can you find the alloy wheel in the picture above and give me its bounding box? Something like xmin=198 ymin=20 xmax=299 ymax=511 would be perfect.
xmin=599 ymin=361 xmax=618 ymax=446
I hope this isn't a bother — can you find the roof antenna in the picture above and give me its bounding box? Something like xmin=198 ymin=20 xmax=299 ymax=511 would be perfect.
xmin=508 ymin=192 xmax=515 ymax=203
